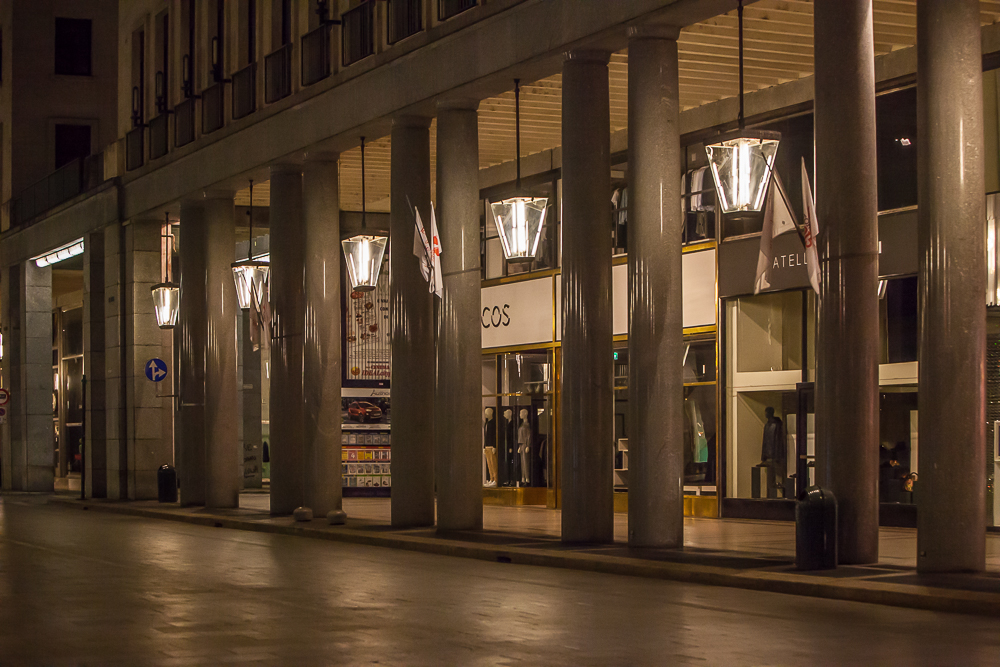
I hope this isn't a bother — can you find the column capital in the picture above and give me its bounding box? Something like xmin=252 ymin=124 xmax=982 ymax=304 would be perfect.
xmin=627 ymin=24 xmax=681 ymax=41
xmin=564 ymin=48 xmax=611 ymax=64
xmin=437 ymin=97 xmax=479 ymax=112
xmin=393 ymin=114 xmax=432 ymax=129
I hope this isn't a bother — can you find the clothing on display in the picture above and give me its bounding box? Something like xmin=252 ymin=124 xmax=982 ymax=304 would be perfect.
xmin=517 ymin=408 xmax=532 ymax=485
xmin=502 ymin=408 xmax=517 ymax=487
xmin=483 ymin=408 xmax=498 ymax=486
xmin=760 ymin=406 xmax=787 ymax=498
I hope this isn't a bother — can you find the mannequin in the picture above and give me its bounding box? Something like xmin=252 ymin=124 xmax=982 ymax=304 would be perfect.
xmin=517 ymin=408 xmax=531 ymax=485
xmin=503 ymin=408 xmax=516 ymax=486
xmin=760 ymin=406 xmax=786 ymax=498
xmin=483 ymin=408 xmax=497 ymax=486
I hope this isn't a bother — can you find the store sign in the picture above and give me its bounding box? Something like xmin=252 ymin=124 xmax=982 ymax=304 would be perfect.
xmin=609 ymin=249 xmax=717 ymax=335
xmin=481 ymin=276 xmax=554 ymax=349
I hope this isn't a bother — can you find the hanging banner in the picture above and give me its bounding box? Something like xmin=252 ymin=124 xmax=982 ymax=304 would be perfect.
xmin=343 ymin=261 xmax=390 ymax=385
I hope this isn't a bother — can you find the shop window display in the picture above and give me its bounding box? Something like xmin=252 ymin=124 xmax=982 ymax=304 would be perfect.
xmin=481 ymin=352 xmax=553 ymax=488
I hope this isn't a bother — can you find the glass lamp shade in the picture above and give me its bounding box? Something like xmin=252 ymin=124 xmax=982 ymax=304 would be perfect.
xmin=704 ymin=130 xmax=780 ymax=214
xmin=151 ymin=283 xmax=180 ymax=329
xmin=341 ymin=233 xmax=388 ymax=292
xmin=489 ymin=195 xmax=548 ymax=263
xmin=231 ymin=260 xmax=270 ymax=310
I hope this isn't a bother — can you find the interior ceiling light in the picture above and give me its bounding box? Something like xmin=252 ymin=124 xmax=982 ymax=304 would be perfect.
xmin=705 ymin=0 xmax=780 ymax=215
xmin=342 ymin=136 xmax=388 ymax=292
xmin=151 ymin=212 xmax=179 ymax=329
xmin=231 ymin=179 xmax=270 ymax=310
xmin=33 ymin=238 xmax=84 ymax=268
xmin=489 ymin=79 xmax=548 ymax=263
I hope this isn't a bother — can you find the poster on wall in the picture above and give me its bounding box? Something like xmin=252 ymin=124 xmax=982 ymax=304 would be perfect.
xmin=343 ymin=260 xmax=390 ymax=386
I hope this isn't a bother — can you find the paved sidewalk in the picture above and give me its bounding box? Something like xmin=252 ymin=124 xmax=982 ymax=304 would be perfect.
xmin=44 ymin=492 xmax=1000 ymax=617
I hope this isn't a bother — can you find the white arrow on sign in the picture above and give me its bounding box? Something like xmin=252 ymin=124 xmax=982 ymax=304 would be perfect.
xmin=147 ymin=360 xmax=166 ymax=382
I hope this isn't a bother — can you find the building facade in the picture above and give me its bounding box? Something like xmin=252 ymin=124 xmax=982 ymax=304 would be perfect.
xmin=0 ymin=0 xmax=997 ymax=571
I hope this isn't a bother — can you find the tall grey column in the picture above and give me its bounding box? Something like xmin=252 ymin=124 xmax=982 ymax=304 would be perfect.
xmin=916 ymin=0 xmax=987 ymax=573
xmin=269 ymin=165 xmax=306 ymax=516
xmin=390 ymin=116 xmax=435 ymax=528
xmin=561 ymin=50 xmax=613 ymax=543
xmin=626 ymin=27 xmax=684 ymax=548
xmin=303 ymin=153 xmax=344 ymax=522
xmin=179 ymin=201 xmax=207 ymax=506
xmin=203 ymin=197 xmax=239 ymax=508
xmin=814 ymin=0 xmax=880 ymax=564
xmin=435 ymin=100 xmax=483 ymax=532
xmin=83 ymin=230 xmax=107 ymax=498
xmin=179 ymin=196 xmax=239 ymax=508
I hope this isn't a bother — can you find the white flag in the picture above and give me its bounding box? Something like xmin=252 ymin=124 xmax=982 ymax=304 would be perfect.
xmin=754 ymin=171 xmax=798 ymax=294
xmin=801 ymin=158 xmax=821 ymax=295
xmin=412 ymin=205 xmax=433 ymax=283
xmin=429 ymin=203 xmax=443 ymax=299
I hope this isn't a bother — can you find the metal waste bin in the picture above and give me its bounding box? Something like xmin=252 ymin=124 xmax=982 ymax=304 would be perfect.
xmin=157 ymin=464 xmax=178 ymax=503
xmin=795 ymin=486 xmax=837 ymax=570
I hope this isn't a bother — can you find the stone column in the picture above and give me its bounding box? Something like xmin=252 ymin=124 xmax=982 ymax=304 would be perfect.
xmin=202 ymin=197 xmax=239 ymax=508
xmin=269 ymin=164 xmax=306 ymax=516
xmin=0 ymin=261 xmax=53 ymax=492
xmin=626 ymin=27 xmax=684 ymax=548
xmin=560 ymin=50 xmax=613 ymax=544
xmin=179 ymin=202 xmax=207 ymax=506
xmin=302 ymin=152 xmax=344 ymax=522
xmin=435 ymin=100 xmax=483 ymax=532
xmin=814 ymin=0 xmax=880 ymax=564
xmin=916 ymin=0 xmax=987 ymax=572
xmin=83 ymin=230 xmax=107 ymax=498
xmin=390 ymin=116 xmax=435 ymax=528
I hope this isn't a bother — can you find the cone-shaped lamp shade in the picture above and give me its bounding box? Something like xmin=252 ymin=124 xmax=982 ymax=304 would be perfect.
xmin=342 ymin=233 xmax=388 ymax=292
xmin=231 ymin=260 xmax=270 ymax=310
xmin=489 ymin=195 xmax=548 ymax=263
xmin=151 ymin=283 xmax=180 ymax=329
xmin=704 ymin=130 xmax=780 ymax=214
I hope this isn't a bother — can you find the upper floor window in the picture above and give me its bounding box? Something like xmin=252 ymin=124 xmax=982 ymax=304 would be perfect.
xmin=54 ymin=18 xmax=92 ymax=76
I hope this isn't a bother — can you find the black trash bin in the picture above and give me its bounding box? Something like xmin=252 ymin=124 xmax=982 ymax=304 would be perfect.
xmin=795 ymin=486 xmax=837 ymax=570
xmin=157 ymin=464 xmax=178 ymax=503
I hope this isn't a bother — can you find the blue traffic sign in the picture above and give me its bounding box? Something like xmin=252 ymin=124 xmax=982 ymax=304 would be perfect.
xmin=145 ymin=358 xmax=168 ymax=383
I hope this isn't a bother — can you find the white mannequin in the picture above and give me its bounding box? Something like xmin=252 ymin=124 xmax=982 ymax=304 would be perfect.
xmin=517 ymin=408 xmax=531 ymax=485
xmin=483 ymin=408 xmax=497 ymax=486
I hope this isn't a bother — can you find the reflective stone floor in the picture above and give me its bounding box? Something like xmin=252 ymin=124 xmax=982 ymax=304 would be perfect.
xmin=2 ymin=495 xmax=999 ymax=665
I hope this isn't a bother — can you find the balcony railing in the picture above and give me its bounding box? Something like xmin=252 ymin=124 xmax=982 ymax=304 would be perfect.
xmin=265 ymin=43 xmax=293 ymax=103
xmin=126 ymin=127 xmax=145 ymax=171
xmin=439 ymin=0 xmax=476 ymax=21
xmin=301 ymin=25 xmax=331 ymax=86
xmin=149 ymin=114 xmax=169 ymax=159
xmin=233 ymin=62 xmax=257 ymax=119
xmin=342 ymin=1 xmax=375 ymax=66
xmin=10 ymin=153 xmax=104 ymax=227
xmin=202 ymin=82 xmax=224 ymax=134
xmin=387 ymin=0 xmax=423 ymax=44
xmin=174 ymin=98 xmax=196 ymax=147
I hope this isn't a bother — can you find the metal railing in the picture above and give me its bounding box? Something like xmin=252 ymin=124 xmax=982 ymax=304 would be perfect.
xmin=342 ymin=0 xmax=375 ymax=66
xmin=302 ymin=24 xmax=331 ymax=86
xmin=202 ymin=82 xmax=224 ymax=134
xmin=174 ymin=98 xmax=196 ymax=147
xmin=126 ymin=127 xmax=145 ymax=171
xmin=10 ymin=153 xmax=104 ymax=227
xmin=149 ymin=114 xmax=169 ymax=159
xmin=265 ymin=43 xmax=293 ymax=103
xmin=232 ymin=62 xmax=257 ymax=119
xmin=439 ymin=0 xmax=476 ymax=21
xmin=388 ymin=0 xmax=423 ymax=44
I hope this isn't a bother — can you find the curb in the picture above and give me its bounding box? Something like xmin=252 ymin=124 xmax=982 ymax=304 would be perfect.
xmin=49 ymin=496 xmax=1000 ymax=617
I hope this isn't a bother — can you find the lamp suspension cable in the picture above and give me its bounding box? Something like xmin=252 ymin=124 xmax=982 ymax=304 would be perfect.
xmin=514 ymin=79 xmax=521 ymax=191
xmin=247 ymin=179 xmax=254 ymax=261
xmin=738 ymin=0 xmax=744 ymax=130
xmin=360 ymin=136 xmax=367 ymax=230
xmin=162 ymin=211 xmax=170 ymax=283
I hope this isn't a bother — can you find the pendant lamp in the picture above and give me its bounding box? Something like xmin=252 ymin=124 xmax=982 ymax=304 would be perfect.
xmin=151 ymin=212 xmax=180 ymax=329
xmin=489 ymin=80 xmax=548 ymax=263
xmin=342 ymin=137 xmax=388 ymax=292
xmin=231 ymin=180 xmax=270 ymax=310
xmin=705 ymin=0 xmax=780 ymax=214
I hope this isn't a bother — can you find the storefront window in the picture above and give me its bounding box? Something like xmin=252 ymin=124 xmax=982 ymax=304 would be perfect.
xmin=481 ymin=351 xmax=554 ymax=489
xmin=734 ymin=291 xmax=804 ymax=373
xmin=876 ymin=87 xmax=917 ymax=211
xmin=879 ymin=276 xmax=918 ymax=364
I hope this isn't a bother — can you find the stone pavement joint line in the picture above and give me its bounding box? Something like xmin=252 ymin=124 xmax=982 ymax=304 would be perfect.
xmin=46 ymin=495 xmax=1000 ymax=618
